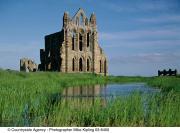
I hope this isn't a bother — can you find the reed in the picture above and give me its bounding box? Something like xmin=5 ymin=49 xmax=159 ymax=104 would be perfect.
xmin=147 ymin=76 xmax=180 ymax=92
xmin=0 ymin=70 xmax=106 ymax=126
xmin=43 ymin=92 xmax=180 ymax=126
xmin=0 ymin=69 xmax=179 ymax=126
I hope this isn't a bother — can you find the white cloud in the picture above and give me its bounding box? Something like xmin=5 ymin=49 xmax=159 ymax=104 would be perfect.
xmin=110 ymin=53 xmax=180 ymax=64
xmin=108 ymin=52 xmax=180 ymax=76
xmin=137 ymin=15 xmax=180 ymax=23
xmin=99 ymin=28 xmax=180 ymax=43
xmin=102 ymin=40 xmax=180 ymax=48
xmin=101 ymin=0 xmax=179 ymax=13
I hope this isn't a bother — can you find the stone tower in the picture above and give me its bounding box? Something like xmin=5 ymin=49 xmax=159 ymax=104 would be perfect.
xmin=39 ymin=8 xmax=108 ymax=75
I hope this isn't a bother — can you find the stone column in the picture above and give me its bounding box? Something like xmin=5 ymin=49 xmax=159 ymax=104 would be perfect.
xmin=65 ymin=29 xmax=68 ymax=72
xmin=92 ymin=31 xmax=98 ymax=74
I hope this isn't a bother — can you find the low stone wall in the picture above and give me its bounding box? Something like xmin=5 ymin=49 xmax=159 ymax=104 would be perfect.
xmin=158 ymin=69 xmax=177 ymax=76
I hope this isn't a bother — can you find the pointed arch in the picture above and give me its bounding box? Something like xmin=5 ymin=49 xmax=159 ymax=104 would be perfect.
xmin=87 ymin=58 xmax=90 ymax=72
xmin=87 ymin=32 xmax=89 ymax=47
xmin=79 ymin=57 xmax=83 ymax=71
xmin=87 ymin=57 xmax=92 ymax=72
xmin=72 ymin=58 xmax=75 ymax=71
xmin=79 ymin=33 xmax=83 ymax=51
xmin=72 ymin=31 xmax=76 ymax=50
xmin=76 ymin=17 xmax=79 ymax=25
xmin=99 ymin=60 xmax=102 ymax=73
xmin=104 ymin=60 xmax=107 ymax=75
xmin=85 ymin=18 xmax=88 ymax=26
xmin=80 ymin=13 xmax=84 ymax=26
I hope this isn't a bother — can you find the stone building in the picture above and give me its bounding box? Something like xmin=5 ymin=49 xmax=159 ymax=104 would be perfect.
xmin=20 ymin=58 xmax=37 ymax=72
xmin=39 ymin=8 xmax=108 ymax=75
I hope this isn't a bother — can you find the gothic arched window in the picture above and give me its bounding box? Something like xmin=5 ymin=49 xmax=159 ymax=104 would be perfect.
xmin=79 ymin=58 xmax=83 ymax=71
xmin=100 ymin=60 xmax=102 ymax=73
xmin=104 ymin=60 xmax=107 ymax=74
xmin=87 ymin=58 xmax=90 ymax=71
xmin=72 ymin=58 xmax=75 ymax=71
xmin=76 ymin=17 xmax=79 ymax=25
xmin=87 ymin=33 xmax=89 ymax=47
xmin=79 ymin=33 xmax=83 ymax=51
xmin=85 ymin=18 xmax=88 ymax=26
xmin=80 ymin=13 xmax=84 ymax=26
xmin=72 ymin=32 xmax=76 ymax=50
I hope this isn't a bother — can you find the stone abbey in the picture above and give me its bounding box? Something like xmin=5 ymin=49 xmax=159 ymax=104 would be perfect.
xmin=39 ymin=8 xmax=108 ymax=75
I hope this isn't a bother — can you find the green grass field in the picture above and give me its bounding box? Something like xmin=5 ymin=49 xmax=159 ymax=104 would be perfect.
xmin=0 ymin=69 xmax=179 ymax=126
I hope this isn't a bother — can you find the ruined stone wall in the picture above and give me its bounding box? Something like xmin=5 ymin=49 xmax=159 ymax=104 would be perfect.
xmin=44 ymin=31 xmax=64 ymax=71
xmin=20 ymin=58 xmax=37 ymax=72
xmin=39 ymin=8 xmax=108 ymax=76
xmin=39 ymin=31 xmax=64 ymax=71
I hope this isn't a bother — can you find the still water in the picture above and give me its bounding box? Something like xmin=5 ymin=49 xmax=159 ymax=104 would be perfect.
xmin=62 ymin=83 xmax=160 ymax=98
xmin=48 ymin=83 xmax=160 ymax=112
xmin=24 ymin=83 xmax=160 ymax=126
xmin=49 ymin=83 xmax=160 ymax=107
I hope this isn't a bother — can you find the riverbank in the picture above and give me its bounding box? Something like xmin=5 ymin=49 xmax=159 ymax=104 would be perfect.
xmin=0 ymin=69 xmax=179 ymax=126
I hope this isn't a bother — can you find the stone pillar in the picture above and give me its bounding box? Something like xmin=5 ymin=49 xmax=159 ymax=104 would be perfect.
xmin=76 ymin=31 xmax=79 ymax=52
xmin=84 ymin=32 xmax=87 ymax=72
xmin=66 ymin=29 xmax=72 ymax=72
xmin=92 ymin=31 xmax=98 ymax=74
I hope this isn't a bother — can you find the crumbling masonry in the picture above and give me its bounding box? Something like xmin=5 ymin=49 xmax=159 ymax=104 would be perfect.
xmin=20 ymin=58 xmax=37 ymax=72
xmin=39 ymin=8 xmax=108 ymax=75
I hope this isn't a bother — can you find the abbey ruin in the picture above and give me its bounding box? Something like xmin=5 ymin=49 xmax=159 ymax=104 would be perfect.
xmin=38 ymin=8 xmax=108 ymax=75
xmin=20 ymin=58 xmax=37 ymax=72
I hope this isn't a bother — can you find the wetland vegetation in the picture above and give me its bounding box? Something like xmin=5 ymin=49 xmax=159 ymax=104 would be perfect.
xmin=0 ymin=69 xmax=179 ymax=126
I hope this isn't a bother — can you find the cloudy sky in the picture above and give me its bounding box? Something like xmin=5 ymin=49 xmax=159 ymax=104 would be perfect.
xmin=0 ymin=0 xmax=180 ymax=76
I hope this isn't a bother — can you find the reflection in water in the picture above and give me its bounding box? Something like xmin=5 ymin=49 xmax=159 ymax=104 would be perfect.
xmin=62 ymin=84 xmax=104 ymax=97
xmin=59 ymin=83 xmax=160 ymax=107
xmin=61 ymin=84 xmax=107 ymax=107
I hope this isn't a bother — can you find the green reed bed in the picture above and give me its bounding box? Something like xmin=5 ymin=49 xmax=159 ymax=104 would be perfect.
xmin=146 ymin=91 xmax=180 ymax=126
xmin=44 ymin=92 xmax=180 ymax=126
xmin=0 ymin=69 xmax=180 ymax=126
xmin=147 ymin=76 xmax=180 ymax=92
xmin=0 ymin=70 xmax=107 ymax=126
xmin=107 ymin=76 xmax=149 ymax=83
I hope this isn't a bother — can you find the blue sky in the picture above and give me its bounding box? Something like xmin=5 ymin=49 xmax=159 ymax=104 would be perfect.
xmin=0 ymin=0 xmax=180 ymax=76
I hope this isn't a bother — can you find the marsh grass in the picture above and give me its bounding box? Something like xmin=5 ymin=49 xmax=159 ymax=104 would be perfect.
xmin=45 ymin=92 xmax=179 ymax=126
xmin=147 ymin=76 xmax=180 ymax=92
xmin=0 ymin=70 xmax=106 ymax=126
xmin=0 ymin=69 xmax=179 ymax=126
